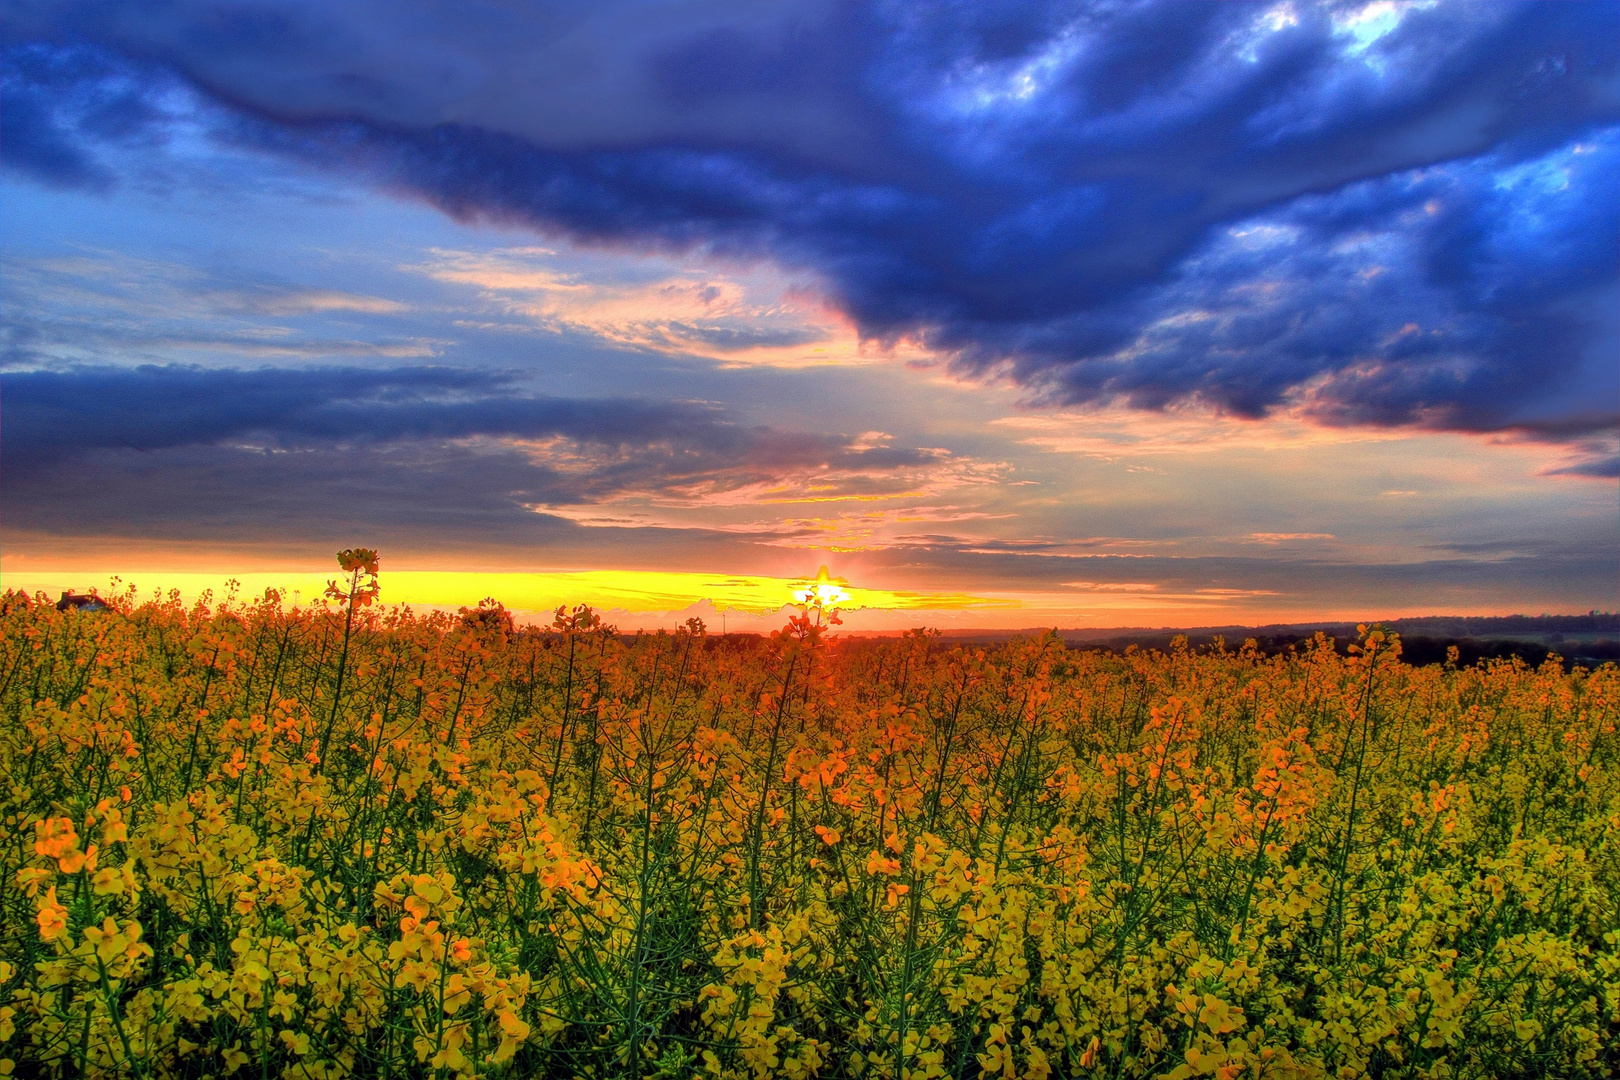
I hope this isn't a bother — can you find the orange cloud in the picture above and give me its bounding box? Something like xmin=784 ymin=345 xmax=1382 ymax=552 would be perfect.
xmin=415 ymin=246 xmax=936 ymax=367
xmin=992 ymin=399 xmax=1408 ymax=458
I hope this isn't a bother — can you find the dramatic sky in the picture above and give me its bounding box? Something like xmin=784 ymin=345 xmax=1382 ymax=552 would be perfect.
xmin=2 ymin=0 xmax=1616 ymax=629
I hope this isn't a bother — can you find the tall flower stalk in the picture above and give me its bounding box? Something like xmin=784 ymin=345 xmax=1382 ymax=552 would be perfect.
xmin=315 ymin=547 xmax=379 ymax=775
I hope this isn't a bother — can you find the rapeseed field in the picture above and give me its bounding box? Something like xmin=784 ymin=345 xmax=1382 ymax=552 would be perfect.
xmin=2 ymin=553 xmax=1617 ymax=1079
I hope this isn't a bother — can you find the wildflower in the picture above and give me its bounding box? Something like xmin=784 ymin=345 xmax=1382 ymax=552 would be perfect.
xmin=14 ymin=867 xmax=51 ymax=898
xmin=35 ymin=887 xmax=68 ymax=940
xmin=1197 ymin=994 xmax=1245 ymax=1035
xmin=90 ymin=866 xmax=127 ymax=896
xmin=33 ymin=817 xmax=77 ymax=860
xmin=867 ymin=851 xmax=900 ymax=876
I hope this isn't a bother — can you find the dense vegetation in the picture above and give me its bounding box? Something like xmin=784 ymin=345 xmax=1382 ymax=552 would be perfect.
xmin=2 ymin=557 xmax=1617 ymax=1079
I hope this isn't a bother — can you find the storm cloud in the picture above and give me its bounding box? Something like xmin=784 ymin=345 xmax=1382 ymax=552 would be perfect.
xmin=3 ymin=1 xmax=1615 ymax=441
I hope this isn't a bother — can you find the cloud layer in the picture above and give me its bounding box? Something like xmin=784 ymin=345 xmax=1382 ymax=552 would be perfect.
xmin=0 ymin=364 xmax=968 ymax=546
xmin=5 ymin=0 xmax=1615 ymax=440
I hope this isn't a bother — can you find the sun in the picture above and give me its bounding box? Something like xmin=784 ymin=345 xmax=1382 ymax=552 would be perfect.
xmin=791 ymin=565 xmax=850 ymax=610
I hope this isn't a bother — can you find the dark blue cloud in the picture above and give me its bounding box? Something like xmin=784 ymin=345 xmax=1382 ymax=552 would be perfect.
xmin=1 ymin=363 xmax=939 ymax=470
xmin=0 ymin=365 xmax=945 ymax=543
xmin=0 ymin=43 xmax=166 ymax=188
xmin=1011 ymin=132 xmax=1620 ymax=434
xmin=1 ymin=364 xmax=701 ymax=468
xmin=2 ymin=366 xmax=996 ymax=577
xmin=3 ymin=1 xmax=1617 ymax=440
xmin=1545 ymin=452 xmax=1620 ymax=480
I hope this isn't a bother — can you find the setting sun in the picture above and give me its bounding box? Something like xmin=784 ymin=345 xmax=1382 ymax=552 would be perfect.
xmin=791 ymin=565 xmax=852 ymax=611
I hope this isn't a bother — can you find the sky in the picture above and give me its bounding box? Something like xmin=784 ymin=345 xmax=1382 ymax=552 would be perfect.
xmin=1 ymin=0 xmax=1616 ymax=631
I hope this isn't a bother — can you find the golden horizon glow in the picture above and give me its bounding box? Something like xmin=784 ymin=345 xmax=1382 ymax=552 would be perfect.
xmin=2 ymin=567 xmax=1014 ymax=618
xmin=4 ymin=563 xmax=1601 ymax=631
